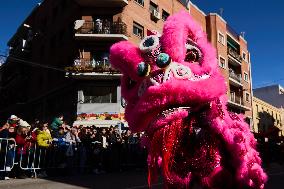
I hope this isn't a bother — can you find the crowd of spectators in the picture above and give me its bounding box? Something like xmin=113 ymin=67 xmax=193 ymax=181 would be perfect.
xmin=2 ymin=114 xmax=283 ymax=181
xmin=0 ymin=115 xmax=147 ymax=180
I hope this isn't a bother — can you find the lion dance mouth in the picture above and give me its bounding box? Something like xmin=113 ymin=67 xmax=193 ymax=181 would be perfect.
xmin=110 ymin=11 xmax=267 ymax=189
xmin=146 ymin=101 xmax=264 ymax=189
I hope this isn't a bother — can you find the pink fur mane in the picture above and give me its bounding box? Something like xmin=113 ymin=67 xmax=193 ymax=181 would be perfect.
xmin=110 ymin=11 xmax=267 ymax=189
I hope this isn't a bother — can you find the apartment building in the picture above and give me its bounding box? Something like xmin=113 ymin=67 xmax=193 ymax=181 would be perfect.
xmin=254 ymin=85 xmax=284 ymax=109
xmin=252 ymin=96 xmax=283 ymax=137
xmin=206 ymin=14 xmax=253 ymax=127
xmin=0 ymin=0 xmax=253 ymax=126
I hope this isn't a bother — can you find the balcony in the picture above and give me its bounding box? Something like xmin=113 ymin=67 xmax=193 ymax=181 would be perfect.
xmin=229 ymin=69 xmax=242 ymax=87
xmin=65 ymin=59 xmax=121 ymax=79
xmin=228 ymin=93 xmax=251 ymax=111
xmin=226 ymin=24 xmax=239 ymax=40
xmin=74 ymin=20 xmax=128 ymax=42
xmin=227 ymin=46 xmax=242 ymax=64
xmin=75 ymin=0 xmax=128 ymax=7
xmin=230 ymin=93 xmax=243 ymax=105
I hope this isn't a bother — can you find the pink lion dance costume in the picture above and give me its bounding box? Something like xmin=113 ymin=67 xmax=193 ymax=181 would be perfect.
xmin=110 ymin=11 xmax=267 ymax=188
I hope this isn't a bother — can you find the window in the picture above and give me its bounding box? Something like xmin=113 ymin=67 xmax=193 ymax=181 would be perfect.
xmin=245 ymin=92 xmax=250 ymax=102
xmin=245 ymin=117 xmax=251 ymax=127
xmin=219 ymin=56 xmax=226 ymax=69
xmin=134 ymin=0 xmax=144 ymax=6
xmin=230 ymin=91 xmax=235 ymax=102
xmin=149 ymin=1 xmax=158 ymax=12
xmin=91 ymin=51 xmax=109 ymax=63
xmin=244 ymin=72 xmax=249 ymax=82
xmin=218 ymin=31 xmax=225 ymax=45
xmin=83 ymin=86 xmax=117 ymax=103
xmin=133 ymin=22 xmax=144 ymax=39
xmin=162 ymin=10 xmax=170 ymax=21
xmin=242 ymin=51 xmax=247 ymax=62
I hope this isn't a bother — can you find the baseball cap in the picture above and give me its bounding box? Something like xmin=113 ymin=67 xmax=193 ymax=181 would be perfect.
xmin=10 ymin=115 xmax=19 ymax=120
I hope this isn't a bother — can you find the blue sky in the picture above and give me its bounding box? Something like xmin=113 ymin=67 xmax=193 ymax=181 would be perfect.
xmin=190 ymin=0 xmax=284 ymax=88
xmin=0 ymin=0 xmax=40 ymax=54
xmin=0 ymin=0 xmax=284 ymax=88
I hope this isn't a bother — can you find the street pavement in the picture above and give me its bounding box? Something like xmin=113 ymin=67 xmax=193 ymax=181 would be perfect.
xmin=0 ymin=165 xmax=283 ymax=189
xmin=0 ymin=170 xmax=162 ymax=189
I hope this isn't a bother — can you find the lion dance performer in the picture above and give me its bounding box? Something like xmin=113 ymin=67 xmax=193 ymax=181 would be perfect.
xmin=110 ymin=11 xmax=267 ymax=189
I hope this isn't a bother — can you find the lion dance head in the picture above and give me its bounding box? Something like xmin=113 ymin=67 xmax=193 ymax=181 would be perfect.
xmin=110 ymin=11 xmax=267 ymax=189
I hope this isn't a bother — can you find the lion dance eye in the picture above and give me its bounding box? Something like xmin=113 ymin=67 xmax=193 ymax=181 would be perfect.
xmin=185 ymin=48 xmax=200 ymax=62
xmin=137 ymin=62 xmax=151 ymax=77
xmin=156 ymin=53 xmax=171 ymax=68
xmin=139 ymin=35 xmax=161 ymax=63
xmin=139 ymin=35 xmax=160 ymax=53
xmin=185 ymin=40 xmax=202 ymax=63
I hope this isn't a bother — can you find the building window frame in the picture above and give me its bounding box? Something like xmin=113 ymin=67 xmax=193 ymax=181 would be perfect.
xmin=134 ymin=0 xmax=144 ymax=7
xmin=218 ymin=31 xmax=225 ymax=45
xmin=256 ymin=104 xmax=259 ymax=118
xmin=133 ymin=21 xmax=144 ymax=39
xmin=80 ymin=86 xmax=118 ymax=104
xmin=149 ymin=1 xmax=159 ymax=12
xmin=242 ymin=51 xmax=248 ymax=62
xmin=245 ymin=92 xmax=250 ymax=102
xmin=243 ymin=71 xmax=249 ymax=82
xmin=162 ymin=9 xmax=170 ymax=21
xmin=219 ymin=55 xmax=226 ymax=69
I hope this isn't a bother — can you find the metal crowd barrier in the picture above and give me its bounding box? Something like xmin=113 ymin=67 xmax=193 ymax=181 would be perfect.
xmin=18 ymin=142 xmax=90 ymax=173
xmin=1 ymin=138 xmax=146 ymax=178
xmin=18 ymin=143 xmax=43 ymax=176
xmin=0 ymin=138 xmax=16 ymax=172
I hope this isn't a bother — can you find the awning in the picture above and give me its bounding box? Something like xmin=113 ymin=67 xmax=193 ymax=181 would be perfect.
xmin=73 ymin=119 xmax=128 ymax=127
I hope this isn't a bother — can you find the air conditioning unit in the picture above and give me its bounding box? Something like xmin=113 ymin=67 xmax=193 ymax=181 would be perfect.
xmin=151 ymin=9 xmax=160 ymax=20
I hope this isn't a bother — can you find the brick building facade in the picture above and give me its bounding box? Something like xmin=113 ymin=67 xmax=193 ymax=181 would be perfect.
xmin=0 ymin=0 xmax=253 ymax=126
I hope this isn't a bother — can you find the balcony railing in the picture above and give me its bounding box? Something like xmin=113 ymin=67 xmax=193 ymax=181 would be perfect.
xmin=65 ymin=59 xmax=119 ymax=74
xmin=229 ymin=69 xmax=242 ymax=83
xmin=230 ymin=93 xmax=244 ymax=105
xmin=228 ymin=46 xmax=242 ymax=62
xmin=75 ymin=20 xmax=127 ymax=36
xmin=226 ymin=24 xmax=239 ymax=40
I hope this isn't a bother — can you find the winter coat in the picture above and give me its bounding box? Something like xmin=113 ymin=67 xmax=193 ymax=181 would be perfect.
xmin=50 ymin=118 xmax=63 ymax=131
xmin=65 ymin=132 xmax=81 ymax=144
xmin=65 ymin=132 xmax=81 ymax=157
xmin=15 ymin=133 xmax=36 ymax=155
xmin=37 ymin=130 xmax=52 ymax=148
xmin=53 ymin=132 xmax=68 ymax=147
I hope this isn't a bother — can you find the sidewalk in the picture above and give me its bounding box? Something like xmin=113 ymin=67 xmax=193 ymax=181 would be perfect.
xmin=0 ymin=171 xmax=162 ymax=189
xmin=0 ymin=167 xmax=283 ymax=189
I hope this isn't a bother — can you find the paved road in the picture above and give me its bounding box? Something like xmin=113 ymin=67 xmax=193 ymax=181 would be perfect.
xmin=0 ymin=168 xmax=283 ymax=189
xmin=0 ymin=170 xmax=162 ymax=189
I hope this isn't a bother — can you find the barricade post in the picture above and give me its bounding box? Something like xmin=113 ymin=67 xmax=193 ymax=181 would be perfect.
xmin=0 ymin=138 xmax=16 ymax=172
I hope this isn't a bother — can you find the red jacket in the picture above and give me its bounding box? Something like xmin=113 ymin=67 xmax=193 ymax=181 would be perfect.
xmin=15 ymin=133 xmax=37 ymax=155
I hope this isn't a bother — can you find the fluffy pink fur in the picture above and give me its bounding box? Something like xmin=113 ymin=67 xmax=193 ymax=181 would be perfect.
xmin=110 ymin=11 xmax=267 ymax=188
